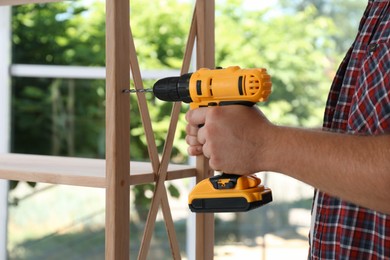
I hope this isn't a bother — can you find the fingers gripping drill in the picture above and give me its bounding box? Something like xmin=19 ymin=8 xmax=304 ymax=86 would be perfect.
xmin=127 ymin=66 xmax=273 ymax=212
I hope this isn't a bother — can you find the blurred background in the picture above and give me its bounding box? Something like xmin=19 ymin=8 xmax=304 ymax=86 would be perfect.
xmin=2 ymin=0 xmax=366 ymax=259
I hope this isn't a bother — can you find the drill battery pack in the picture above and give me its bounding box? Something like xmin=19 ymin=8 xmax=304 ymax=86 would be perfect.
xmin=188 ymin=173 xmax=272 ymax=213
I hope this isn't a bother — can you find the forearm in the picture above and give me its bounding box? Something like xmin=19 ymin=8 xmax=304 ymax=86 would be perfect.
xmin=264 ymin=126 xmax=390 ymax=214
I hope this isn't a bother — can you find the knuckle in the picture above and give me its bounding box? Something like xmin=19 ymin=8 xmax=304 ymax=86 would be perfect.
xmin=185 ymin=110 xmax=192 ymax=123
xmin=185 ymin=135 xmax=191 ymax=145
xmin=187 ymin=135 xmax=200 ymax=146
xmin=185 ymin=124 xmax=191 ymax=134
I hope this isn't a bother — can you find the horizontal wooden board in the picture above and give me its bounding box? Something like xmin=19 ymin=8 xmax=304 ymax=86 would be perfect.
xmin=0 ymin=153 xmax=197 ymax=187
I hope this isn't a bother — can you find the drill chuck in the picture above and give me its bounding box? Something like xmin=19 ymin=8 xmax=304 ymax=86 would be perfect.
xmin=153 ymin=73 xmax=192 ymax=103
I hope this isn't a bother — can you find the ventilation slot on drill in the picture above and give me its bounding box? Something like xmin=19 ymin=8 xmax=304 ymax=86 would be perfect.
xmin=247 ymin=75 xmax=260 ymax=96
xmin=209 ymin=78 xmax=213 ymax=96
xmin=196 ymin=80 xmax=202 ymax=95
xmin=238 ymin=76 xmax=244 ymax=95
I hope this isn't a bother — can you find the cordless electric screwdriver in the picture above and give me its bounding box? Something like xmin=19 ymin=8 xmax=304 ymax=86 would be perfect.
xmin=152 ymin=66 xmax=272 ymax=109
xmin=130 ymin=66 xmax=273 ymax=212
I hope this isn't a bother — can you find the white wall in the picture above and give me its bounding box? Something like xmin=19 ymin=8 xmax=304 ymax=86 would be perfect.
xmin=0 ymin=6 xmax=11 ymax=260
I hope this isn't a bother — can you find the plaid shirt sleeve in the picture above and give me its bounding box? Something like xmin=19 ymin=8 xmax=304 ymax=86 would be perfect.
xmin=310 ymin=0 xmax=390 ymax=259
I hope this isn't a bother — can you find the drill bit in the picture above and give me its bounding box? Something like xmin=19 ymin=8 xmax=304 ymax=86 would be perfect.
xmin=122 ymin=88 xmax=153 ymax=94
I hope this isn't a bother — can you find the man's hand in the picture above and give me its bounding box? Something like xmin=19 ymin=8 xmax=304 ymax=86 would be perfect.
xmin=185 ymin=105 xmax=273 ymax=175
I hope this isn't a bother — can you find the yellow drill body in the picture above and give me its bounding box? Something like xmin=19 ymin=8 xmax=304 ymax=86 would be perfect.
xmin=187 ymin=66 xmax=272 ymax=109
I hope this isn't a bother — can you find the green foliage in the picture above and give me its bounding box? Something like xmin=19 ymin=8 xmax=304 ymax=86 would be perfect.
xmin=11 ymin=1 xmax=107 ymax=158
xmin=130 ymin=0 xmax=191 ymax=69
xmin=12 ymin=1 xmax=106 ymax=65
xmin=279 ymin=0 xmax=367 ymax=52
xmin=215 ymin=0 xmax=341 ymax=126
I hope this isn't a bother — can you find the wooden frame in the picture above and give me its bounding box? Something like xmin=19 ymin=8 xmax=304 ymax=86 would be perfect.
xmin=0 ymin=0 xmax=215 ymax=259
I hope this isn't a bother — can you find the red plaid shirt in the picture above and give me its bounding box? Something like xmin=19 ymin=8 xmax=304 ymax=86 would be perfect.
xmin=310 ymin=0 xmax=390 ymax=259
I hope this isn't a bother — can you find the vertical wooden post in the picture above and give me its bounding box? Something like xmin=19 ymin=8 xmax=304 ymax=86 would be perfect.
xmin=196 ymin=0 xmax=215 ymax=70
xmin=105 ymin=0 xmax=130 ymax=259
xmin=195 ymin=1 xmax=215 ymax=259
